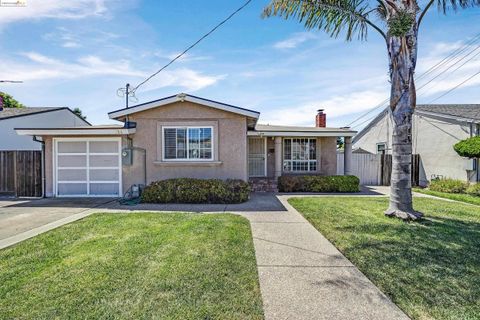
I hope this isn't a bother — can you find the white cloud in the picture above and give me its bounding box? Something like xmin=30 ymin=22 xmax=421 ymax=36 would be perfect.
xmin=260 ymin=89 xmax=387 ymax=126
xmin=0 ymin=0 xmax=108 ymax=26
xmin=416 ymin=41 xmax=480 ymax=99
xmin=273 ymin=32 xmax=317 ymax=49
xmin=140 ymin=68 xmax=226 ymax=92
xmin=0 ymin=51 xmax=224 ymax=92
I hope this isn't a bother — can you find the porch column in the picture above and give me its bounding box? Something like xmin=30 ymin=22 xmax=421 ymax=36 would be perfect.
xmin=344 ymin=136 xmax=352 ymax=175
xmin=274 ymin=137 xmax=282 ymax=178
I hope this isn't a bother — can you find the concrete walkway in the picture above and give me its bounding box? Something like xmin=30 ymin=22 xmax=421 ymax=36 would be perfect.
xmin=239 ymin=196 xmax=409 ymax=320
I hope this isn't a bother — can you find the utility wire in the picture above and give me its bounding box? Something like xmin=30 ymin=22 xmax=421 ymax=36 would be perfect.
xmin=346 ymin=32 xmax=480 ymax=128
xmin=416 ymin=32 xmax=480 ymax=81
xmin=417 ymin=47 xmax=480 ymax=98
xmin=428 ymin=69 xmax=480 ymax=103
xmin=131 ymin=0 xmax=252 ymax=93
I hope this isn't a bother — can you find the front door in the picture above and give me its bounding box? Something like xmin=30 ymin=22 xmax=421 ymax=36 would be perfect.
xmin=248 ymin=137 xmax=266 ymax=177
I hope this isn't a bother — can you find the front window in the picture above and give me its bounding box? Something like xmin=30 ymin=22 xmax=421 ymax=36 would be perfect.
xmin=163 ymin=127 xmax=212 ymax=160
xmin=283 ymin=138 xmax=317 ymax=172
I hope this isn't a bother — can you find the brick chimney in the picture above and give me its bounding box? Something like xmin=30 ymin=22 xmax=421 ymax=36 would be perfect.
xmin=315 ymin=109 xmax=326 ymax=127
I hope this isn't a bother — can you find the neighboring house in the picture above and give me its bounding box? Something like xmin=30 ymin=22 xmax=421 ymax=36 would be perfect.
xmin=16 ymin=93 xmax=356 ymax=197
xmin=353 ymin=104 xmax=480 ymax=186
xmin=0 ymin=107 xmax=90 ymax=150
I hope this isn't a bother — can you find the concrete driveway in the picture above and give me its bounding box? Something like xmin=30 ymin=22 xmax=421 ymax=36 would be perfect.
xmin=0 ymin=197 xmax=114 ymax=241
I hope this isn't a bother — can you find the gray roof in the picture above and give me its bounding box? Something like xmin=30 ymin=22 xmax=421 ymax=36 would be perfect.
xmin=353 ymin=104 xmax=480 ymax=143
xmin=417 ymin=104 xmax=480 ymax=121
xmin=0 ymin=107 xmax=65 ymax=120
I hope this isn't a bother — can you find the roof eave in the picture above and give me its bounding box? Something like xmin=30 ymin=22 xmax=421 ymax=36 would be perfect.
xmin=15 ymin=128 xmax=135 ymax=136
xmin=247 ymin=130 xmax=356 ymax=137
xmin=108 ymin=94 xmax=260 ymax=120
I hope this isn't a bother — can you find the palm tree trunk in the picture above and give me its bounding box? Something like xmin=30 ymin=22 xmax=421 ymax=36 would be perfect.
xmin=384 ymin=27 xmax=423 ymax=220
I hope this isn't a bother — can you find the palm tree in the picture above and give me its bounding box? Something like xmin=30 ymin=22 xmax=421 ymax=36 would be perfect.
xmin=263 ymin=0 xmax=480 ymax=220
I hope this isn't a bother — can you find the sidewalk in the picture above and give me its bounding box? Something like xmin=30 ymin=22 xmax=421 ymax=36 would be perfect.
xmin=239 ymin=196 xmax=409 ymax=320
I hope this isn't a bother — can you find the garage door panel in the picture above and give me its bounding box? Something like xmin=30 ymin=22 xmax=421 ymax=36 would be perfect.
xmin=57 ymin=141 xmax=87 ymax=153
xmin=89 ymin=155 xmax=118 ymax=167
xmin=89 ymin=141 xmax=119 ymax=153
xmin=58 ymin=169 xmax=87 ymax=181
xmin=55 ymin=139 xmax=121 ymax=197
xmin=90 ymin=183 xmax=119 ymax=195
xmin=57 ymin=183 xmax=88 ymax=196
xmin=58 ymin=155 xmax=87 ymax=167
xmin=89 ymin=169 xmax=119 ymax=181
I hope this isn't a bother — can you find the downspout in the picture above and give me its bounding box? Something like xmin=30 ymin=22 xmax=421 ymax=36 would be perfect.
xmin=33 ymin=135 xmax=46 ymax=198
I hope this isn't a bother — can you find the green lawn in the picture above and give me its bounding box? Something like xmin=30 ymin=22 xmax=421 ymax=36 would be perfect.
xmin=289 ymin=197 xmax=480 ymax=320
xmin=0 ymin=213 xmax=264 ymax=320
xmin=414 ymin=188 xmax=480 ymax=206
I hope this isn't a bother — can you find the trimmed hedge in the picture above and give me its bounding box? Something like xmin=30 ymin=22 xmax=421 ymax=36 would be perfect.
xmin=278 ymin=175 xmax=360 ymax=193
xmin=429 ymin=178 xmax=468 ymax=194
xmin=141 ymin=178 xmax=250 ymax=204
xmin=453 ymin=136 xmax=480 ymax=158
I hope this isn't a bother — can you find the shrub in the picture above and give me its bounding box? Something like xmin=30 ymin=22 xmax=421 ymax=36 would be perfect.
xmin=429 ymin=178 xmax=468 ymax=194
xmin=141 ymin=178 xmax=250 ymax=204
xmin=466 ymin=183 xmax=480 ymax=196
xmin=278 ymin=175 xmax=360 ymax=193
xmin=453 ymin=136 xmax=480 ymax=158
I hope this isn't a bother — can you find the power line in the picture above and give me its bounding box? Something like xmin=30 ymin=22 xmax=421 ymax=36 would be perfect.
xmin=428 ymin=69 xmax=480 ymax=103
xmin=416 ymin=42 xmax=480 ymax=94
xmin=130 ymin=0 xmax=252 ymax=94
xmin=417 ymin=47 xmax=480 ymax=98
xmin=416 ymin=32 xmax=480 ymax=81
xmin=346 ymin=32 xmax=480 ymax=128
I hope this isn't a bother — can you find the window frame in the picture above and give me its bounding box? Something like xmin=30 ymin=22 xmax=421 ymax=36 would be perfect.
xmin=161 ymin=126 xmax=214 ymax=162
xmin=283 ymin=138 xmax=317 ymax=173
xmin=376 ymin=142 xmax=387 ymax=154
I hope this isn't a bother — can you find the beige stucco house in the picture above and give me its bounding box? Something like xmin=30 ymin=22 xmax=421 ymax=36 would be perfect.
xmin=16 ymin=93 xmax=356 ymax=197
xmin=353 ymin=104 xmax=480 ymax=186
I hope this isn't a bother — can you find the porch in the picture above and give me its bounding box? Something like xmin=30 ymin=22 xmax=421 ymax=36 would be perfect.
xmin=247 ymin=125 xmax=356 ymax=188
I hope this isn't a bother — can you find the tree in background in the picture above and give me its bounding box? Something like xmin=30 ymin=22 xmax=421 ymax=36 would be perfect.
xmin=72 ymin=107 xmax=87 ymax=120
xmin=0 ymin=92 xmax=24 ymax=109
xmin=263 ymin=0 xmax=480 ymax=220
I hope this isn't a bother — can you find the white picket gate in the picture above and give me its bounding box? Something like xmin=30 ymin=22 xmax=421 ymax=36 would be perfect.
xmin=337 ymin=153 xmax=381 ymax=185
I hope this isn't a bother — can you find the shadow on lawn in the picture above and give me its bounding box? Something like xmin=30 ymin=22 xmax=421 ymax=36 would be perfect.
xmin=334 ymin=214 xmax=480 ymax=312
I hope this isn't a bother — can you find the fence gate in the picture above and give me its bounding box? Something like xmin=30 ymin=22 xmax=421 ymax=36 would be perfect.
xmin=337 ymin=153 xmax=381 ymax=185
xmin=0 ymin=151 xmax=42 ymax=197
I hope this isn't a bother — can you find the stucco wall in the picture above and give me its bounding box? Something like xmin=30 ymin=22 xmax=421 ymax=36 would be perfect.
xmin=414 ymin=114 xmax=473 ymax=184
xmin=353 ymin=112 xmax=474 ymax=184
xmin=319 ymin=137 xmax=337 ymax=175
xmin=44 ymin=137 xmax=53 ymax=197
xmin=122 ymin=101 xmax=248 ymax=192
xmin=1 ymin=109 xmax=89 ymax=151
xmin=353 ymin=113 xmax=392 ymax=154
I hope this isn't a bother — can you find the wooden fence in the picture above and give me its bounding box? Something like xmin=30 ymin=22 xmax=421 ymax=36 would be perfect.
xmin=337 ymin=153 xmax=420 ymax=186
xmin=0 ymin=151 xmax=42 ymax=197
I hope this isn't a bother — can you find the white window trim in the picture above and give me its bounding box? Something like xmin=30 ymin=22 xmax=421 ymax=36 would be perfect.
xmin=161 ymin=126 xmax=214 ymax=162
xmin=283 ymin=138 xmax=317 ymax=173
xmin=376 ymin=142 xmax=387 ymax=154
xmin=53 ymin=137 xmax=122 ymax=197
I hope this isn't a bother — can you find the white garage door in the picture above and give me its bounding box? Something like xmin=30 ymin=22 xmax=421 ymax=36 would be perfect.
xmin=54 ymin=138 xmax=122 ymax=197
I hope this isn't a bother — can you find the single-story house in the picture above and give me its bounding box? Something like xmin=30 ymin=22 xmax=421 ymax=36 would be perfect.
xmin=0 ymin=107 xmax=90 ymax=150
xmin=16 ymin=93 xmax=356 ymax=197
xmin=353 ymin=104 xmax=480 ymax=186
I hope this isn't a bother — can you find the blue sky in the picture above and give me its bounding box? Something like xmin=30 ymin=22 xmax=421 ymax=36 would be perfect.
xmin=0 ymin=0 xmax=479 ymax=129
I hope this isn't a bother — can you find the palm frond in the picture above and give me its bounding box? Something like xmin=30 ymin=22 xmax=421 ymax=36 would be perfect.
xmin=263 ymin=0 xmax=386 ymax=41
xmin=441 ymin=0 xmax=480 ymax=11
